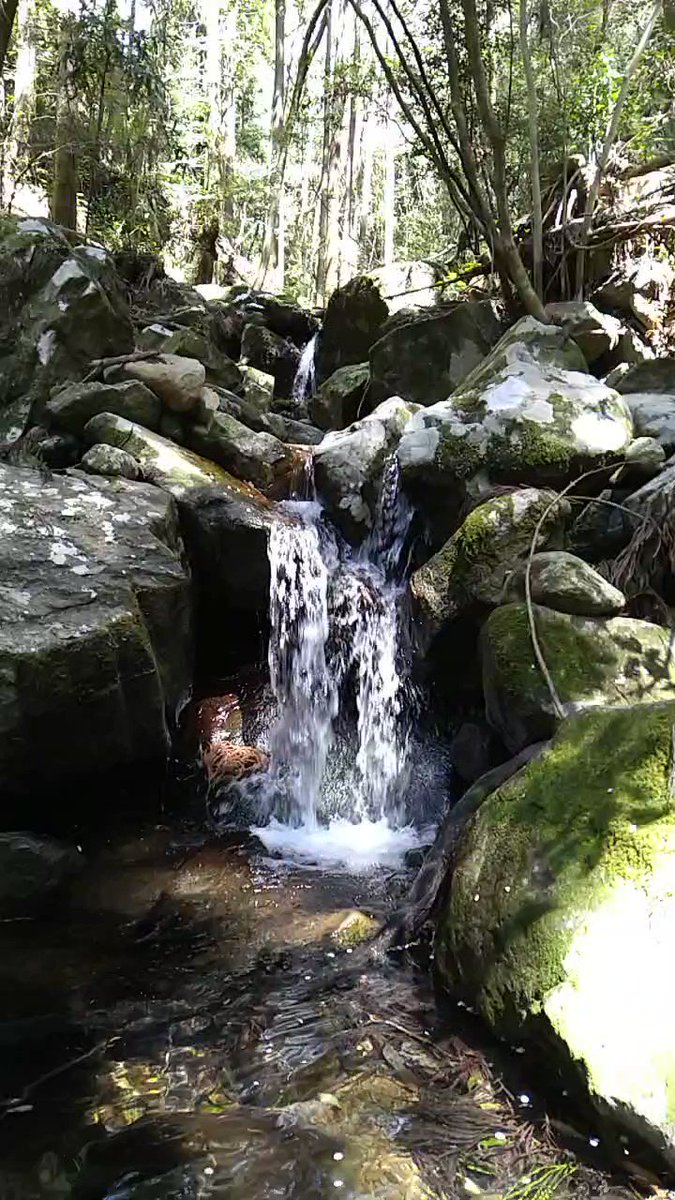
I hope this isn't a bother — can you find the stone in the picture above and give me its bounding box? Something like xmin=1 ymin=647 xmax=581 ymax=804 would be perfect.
xmin=240 ymin=364 xmax=275 ymax=411
xmin=309 ymin=363 xmax=370 ymax=431
xmin=45 ymin=380 xmax=161 ymax=434
xmin=313 ymin=397 xmax=418 ymax=543
xmin=370 ymin=301 xmax=502 ymax=407
xmin=0 ymin=833 xmax=83 ymax=912
xmin=397 ymin=318 xmax=633 ymax=517
xmin=481 ymin=601 xmax=675 ymax=753
xmin=267 ymin=414 xmax=324 ymax=446
xmin=256 ymin=296 xmax=320 ymax=345
xmin=315 ymin=275 xmax=389 ymax=385
xmin=366 ymin=260 xmax=439 ymax=313
xmin=450 ymin=721 xmax=504 ymax=786
xmin=594 ymin=256 xmax=675 ymax=332
xmin=436 ymin=702 xmax=675 ymax=1169
xmin=194 ymin=385 xmax=221 ymax=423
xmin=622 ymin=392 xmax=675 ymax=452
xmin=0 ymin=216 xmax=133 ymax=442
xmin=505 ymin=551 xmax=626 ymax=616
xmin=625 ymin=435 xmax=666 ymax=469
xmin=410 ymin=489 xmax=569 ymax=647
xmin=240 ymin=322 xmax=299 ymax=398
xmin=544 ymin=300 xmax=622 ymax=365
xmin=137 ymin=324 xmax=243 ymax=392
xmin=81 ymin=443 xmax=143 ymax=481
xmin=188 ymin=411 xmax=300 ymax=497
xmin=124 ymin=354 xmax=206 ymax=413
xmin=21 ymin=426 xmax=81 ymax=469
xmin=614 ymin=358 xmax=675 ymax=395
xmin=0 ymin=463 xmax=192 ymax=793
xmin=84 ymin=412 xmax=234 ymax=494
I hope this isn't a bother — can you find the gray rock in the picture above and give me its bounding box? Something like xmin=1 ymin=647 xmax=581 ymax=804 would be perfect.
xmin=366 ymin=260 xmax=439 ymax=313
xmin=622 ymin=392 xmax=675 ymax=452
xmin=84 ymin=413 xmax=238 ymax=493
xmin=450 ymin=721 xmax=504 ymax=785
xmin=316 ymin=275 xmax=389 ymax=385
xmin=0 ymin=463 xmax=192 ymax=793
xmin=45 ymin=380 xmax=161 ymax=434
xmin=124 ymin=353 xmax=206 ymax=413
xmin=241 ymin=323 xmax=299 ymax=398
xmin=188 ymin=411 xmax=300 ymax=496
xmin=313 ymin=397 xmax=418 ymax=542
xmin=81 ymin=443 xmax=143 ymax=481
xmin=267 ymin=414 xmax=324 ymax=446
xmin=545 ymin=300 xmax=622 ymax=365
xmin=309 ymin=363 xmax=370 ymax=431
xmin=370 ymin=300 xmax=502 ymax=407
xmin=137 ymin=324 xmax=243 ymax=392
xmin=506 ymin=551 xmax=626 ymax=616
xmin=240 ymin=365 xmax=275 ymax=411
xmin=614 ymin=359 xmax=675 ymax=395
xmin=0 ymin=833 xmax=82 ymax=912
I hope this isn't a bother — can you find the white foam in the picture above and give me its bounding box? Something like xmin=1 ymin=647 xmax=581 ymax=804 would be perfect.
xmin=253 ymin=816 xmax=433 ymax=872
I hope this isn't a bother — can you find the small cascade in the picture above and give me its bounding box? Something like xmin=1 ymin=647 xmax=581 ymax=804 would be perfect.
xmin=291 ymin=333 xmax=318 ymax=406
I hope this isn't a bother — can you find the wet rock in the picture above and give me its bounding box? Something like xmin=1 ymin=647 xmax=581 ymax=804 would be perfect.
xmin=450 ymin=720 xmax=504 ymax=786
xmin=256 ymin=296 xmax=320 ymax=345
xmin=397 ymin=317 xmax=633 ymax=515
xmin=45 ymin=379 xmax=161 ymax=434
xmin=178 ymin=483 xmax=274 ymax=614
xmin=188 ymin=410 xmax=301 ymax=497
xmin=240 ymin=364 xmax=275 ymax=412
xmin=81 ymin=443 xmax=143 ymax=481
xmin=332 ymin=909 xmax=381 ymax=946
xmin=124 ymin=354 xmax=206 ymax=413
xmin=0 ymin=463 xmax=192 ymax=793
xmin=313 ymin=397 xmax=418 ymax=543
xmin=545 ymin=300 xmax=622 ymax=365
xmin=309 ymin=363 xmax=370 ymax=431
xmin=0 ymin=216 xmax=133 ymax=442
xmin=203 ymin=743 xmax=269 ymax=785
xmin=481 ymin=602 xmax=675 ymax=752
xmin=410 ymin=488 xmax=568 ymax=647
xmin=137 ymin=324 xmax=243 ymax=392
xmin=622 ymin=392 xmax=675 ymax=453
xmin=0 ymin=833 xmax=83 ymax=912
xmin=84 ymin=412 xmax=234 ymax=492
xmin=505 ymin=551 xmax=626 ymax=617
xmin=315 ymin=275 xmax=389 ymax=385
xmin=437 ymin=702 xmax=675 ymax=1170
xmin=241 ymin=323 xmax=299 ymax=398
xmin=370 ymin=300 xmax=502 ymax=407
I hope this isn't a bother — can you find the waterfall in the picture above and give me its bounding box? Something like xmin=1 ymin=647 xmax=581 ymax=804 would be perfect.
xmin=256 ymin=457 xmax=420 ymax=865
xmin=291 ymin=334 xmax=318 ymax=405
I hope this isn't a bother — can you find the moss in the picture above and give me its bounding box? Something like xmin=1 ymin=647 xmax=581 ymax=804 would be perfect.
xmin=485 ymin=603 xmax=614 ymax=705
xmin=451 ymin=391 xmax=487 ymax=422
xmin=438 ymin=702 xmax=675 ymax=1032
xmin=435 ymin=429 xmax=484 ymax=480
xmin=486 ymin=422 xmax=576 ymax=478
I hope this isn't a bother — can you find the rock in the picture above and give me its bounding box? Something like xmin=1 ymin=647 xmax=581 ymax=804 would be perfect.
xmin=84 ymin=412 xmax=235 ymax=493
xmin=624 ymin=435 xmax=666 ymax=469
xmin=0 ymin=833 xmax=83 ymax=912
xmin=544 ymin=300 xmax=622 ymax=365
xmin=267 ymin=415 xmax=324 ymax=446
xmin=436 ymin=702 xmax=675 ymax=1168
xmin=125 ymin=354 xmax=206 ymax=413
xmin=481 ymin=602 xmax=675 ymax=752
xmin=203 ymin=742 xmax=269 ymax=785
xmin=81 ymin=443 xmax=143 ymax=481
xmin=505 ymin=551 xmax=626 ymax=616
xmin=0 ymin=463 xmax=192 ymax=793
xmin=614 ymin=358 xmax=675 ymax=394
xmin=137 ymin=324 xmax=243 ymax=392
xmin=601 ymin=326 xmax=654 ymax=375
xmin=594 ymin=256 xmax=675 ymax=332
xmin=194 ymin=385 xmax=221 ymax=423
xmin=450 ymin=720 xmax=504 ymax=786
xmin=370 ymin=301 xmax=502 ymax=407
xmin=622 ymin=392 xmax=675 ymax=452
xmin=366 ymin=260 xmax=439 ymax=313
xmin=159 ymin=410 xmax=189 ymax=446
xmin=45 ymin=380 xmax=161 ymax=434
xmin=315 ymin=276 xmax=389 ymax=385
xmin=309 ymin=363 xmax=370 ymax=431
xmin=256 ymin=296 xmax=320 ymax=345
xmin=410 ymin=489 xmax=569 ymax=647
xmin=240 ymin=365 xmax=275 ymax=411
xmin=313 ymin=397 xmax=418 ymax=542
xmin=22 ymin=425 xmax=82 ymax=469
xmin=240 ymin=323 xmax=299 ymax=398
xmin=397 ymin=317 xmax=633 ymax=519
xmin=188 ymin=411 xmax=300 ymax=497
xmin=0 ymin=216 xmax=133 ymax=442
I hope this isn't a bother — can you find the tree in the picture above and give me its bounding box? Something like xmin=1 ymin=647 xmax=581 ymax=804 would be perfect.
xmin=0 ymin=0 xmax=19 ymax=77
xmin=51 ymin=5 xmax=78 ymax=229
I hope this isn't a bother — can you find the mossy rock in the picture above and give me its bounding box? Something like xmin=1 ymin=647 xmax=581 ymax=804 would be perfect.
xmin=481 ymin=602 xmax=675 ymax=752
xmin=315 ymin=276 xmax=389 ymax=385
xmin=436 ymin=702 xmax=675 ymax=1168
xmin=309 ymin=362 xmax=370 ymax=431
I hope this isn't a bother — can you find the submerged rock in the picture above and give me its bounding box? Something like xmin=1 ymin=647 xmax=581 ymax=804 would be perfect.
xmin=437 ymin=702 xmax=675 ymax=1168
xmin=481 ymin=602 xmax=675 ymax=752
xmin=0 ymin=463 xmax=192 ymax=793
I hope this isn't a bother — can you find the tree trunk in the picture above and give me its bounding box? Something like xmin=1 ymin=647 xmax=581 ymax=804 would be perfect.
xmin=519 ymin=0 xmax=544 ymax=300
xmin=0 ymin=0 xmax=19 ymax=76
xmin=258 ymin=0 xmax=286 ymax=288
xmin=382 ymin=135 xmax=395 ymax=266
xmin=51 ymin=12 xmax=78 ymax=230
xmin=316 ymin=0 xmax=335 ymax=301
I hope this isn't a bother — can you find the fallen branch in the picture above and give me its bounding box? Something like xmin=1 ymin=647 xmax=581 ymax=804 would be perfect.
xmin=82 ymin=349 xmax=161 ymax=382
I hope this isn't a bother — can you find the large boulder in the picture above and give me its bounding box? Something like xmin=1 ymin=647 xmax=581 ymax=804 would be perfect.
xmin=397 ymin=318 xmax=633 ymax=524
xmin=410 ymin=489 xmax=568 ymax=648
xmin=315 ymin=276 xmax=389 ymax=385
xmin=84 ymin=413 xmax=234 ymax=493
xmin=614 ymin=358 xmax=675 ymax=394
xmin=544 ymin=300 xmax=622 ymax=366
xmin=622 ymin=393 xmax=675 ymax=453
xmin=505 ymin=551 xmax=625 ymax=616
xmin=437 ymin=702 xmax=675 ymax=1167
xmin=0 ymin=463 xmax=192 ymax=793
xmin=481 ymin=602 xmax=675 ymax=752
xmin=309 ymin=363 xmax=370 ymax=431
xmin=123 ymin=354 xmax=206 ymax=413
xmin=44 ymin=379 xmax=161 ymax=434
xmin=0 ymin=217 xmax=133 ymax=442
xmin=366 ymin=260 xmax=439 ymax=313
xmin=240 ymin=322 xmax=299 ymax=398
xmin=188 ymin=411 xmax=301 ymax=497
xmin=137 ymin=323 xmax=243 ymax=392
xmin=370 ymin=301 xmax=502 ymax=407
xmin=313 ymin=397 xmax=417 ymax=542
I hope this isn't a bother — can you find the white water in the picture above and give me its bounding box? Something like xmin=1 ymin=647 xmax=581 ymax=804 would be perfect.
xmin=291 ymin=333 xmax=317 ymax=405
xmin=254 ymin=458 xmax=424 ymax=868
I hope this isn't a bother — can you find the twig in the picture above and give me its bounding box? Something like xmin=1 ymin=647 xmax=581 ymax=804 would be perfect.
xmin=82 ymin=349 xmax=161 ymax=382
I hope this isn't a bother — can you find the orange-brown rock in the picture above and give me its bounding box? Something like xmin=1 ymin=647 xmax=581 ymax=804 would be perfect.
xmin=202 ymin=743 xmax=269 ymax=784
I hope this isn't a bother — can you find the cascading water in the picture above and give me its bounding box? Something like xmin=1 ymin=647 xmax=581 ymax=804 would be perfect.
xmin=291 ymin=333 xmax=318 ymax=406
xmin=255 ymin=454 xmax=426 ymax=867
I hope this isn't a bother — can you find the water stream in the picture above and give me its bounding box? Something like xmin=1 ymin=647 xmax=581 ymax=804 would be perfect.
xmin=291 ymin=333 xmax=318 ymax=406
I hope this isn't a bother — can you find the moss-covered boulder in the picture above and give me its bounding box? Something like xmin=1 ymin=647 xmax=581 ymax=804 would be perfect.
xmin=370 ymin=300 xmax=502 ymax=407
xmin=137 ymin=323 xmax=243 ymax=393
xmin=482 ymin=602 xmax=675 ymax=752
xmin=0 ymin=216 xmax=133 ymax=442
xmin=397 ymin=318 xmax=633 ymax=509
xmin=45 ymin=379 xmax=161 ymax=434
xmin=436 ymin=702 xmax=675 ymax=1167
xmin=188 ymin=410 xmax=301 ymax=497
xmin=504 ymin=551 xmax=625 ymax=617
xmin=410 ymin=489 xmax=569 ymax=648
xmin=309 ymin=362 xmax=370 ymax=431
xmin=315 ymin=276 xmax=389 ymax=385
xmin=81 ymin=443 xmax=143 ymax=481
